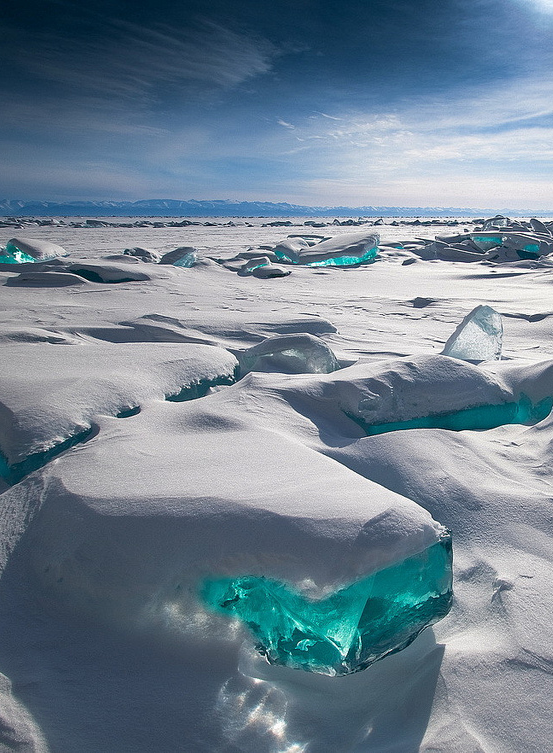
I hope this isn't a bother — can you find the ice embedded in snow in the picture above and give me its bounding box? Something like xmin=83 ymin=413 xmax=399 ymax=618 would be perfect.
xmin=442 ymin=305 xmax=503 ymax=362
xmin=0 ymin=342 xmax=239 ymax=478
xmin=0 ymin=237 xmax=67 ymax=264
xmin=202 ymin=531 xmax=452 ymax=675
xmin=273 ymin=231 xmax=379 ymax=266
xmin=239 ymin=333 xmax=339 ymax=374
xmin=123 ymin=247 xmax=161 ymax=263
xmin=159 ymin=246 xmax=198 ymax=267
xmin=13 ymin=392 xmax=450 ymax=677
xmin=238 ymin=256 xmax=291 ymax=278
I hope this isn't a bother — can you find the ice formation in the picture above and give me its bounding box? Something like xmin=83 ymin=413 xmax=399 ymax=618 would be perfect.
xmin=238 ymin=256 xmax=291 ymax=277
xmin=273 ymin=231 xmax=379 ymax=266
xmin=239 ymin=333 xmax=339 ymax=374
xmin=442 ymin=305 xmax=503 ymax=362
xmin=202 ymin=531 xmax=452 ymax=675
xmin=123 ymin=247 xmax=161 ymax=263
xmin=159 ymin=246 xmax=198 ymax=267
xmin=354 ymin=394 xmax=553 ymax=436
xmin=0 ymin=237 xmax=67 ymax=263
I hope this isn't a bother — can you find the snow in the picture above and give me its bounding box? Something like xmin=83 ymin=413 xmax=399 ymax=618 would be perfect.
xmin=1 ymin=217 xmax=553 ymax=751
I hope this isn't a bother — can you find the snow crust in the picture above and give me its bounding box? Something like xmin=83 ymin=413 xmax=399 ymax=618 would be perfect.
xmin=2 ymin=218 xmax=553 ymax=752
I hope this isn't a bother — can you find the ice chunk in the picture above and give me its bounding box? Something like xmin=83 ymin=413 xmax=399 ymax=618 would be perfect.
xmin=159 ymin=247 xmax=198 ymax=267
xmin=442 ymin=305 xmax=503 ymax=362
xmin=274 ymin=232 xmax=379 ymax=267
xmin=123 ymin=247 xmax=161 ymax=263
xmin=0 ymin=237 xmax=67 ymax=264
xmin=250 ymin=264 xmax=291 ymax=278
xmin=202 ymin=531 xmax=452 ymax=676
xmin=239 ymin=334 xmax=339 ymax=374
xmin=239 ymin=257 xmax=292 ymax=278
xmin=480 ymin=215 xmax=512 ymax=230
xmin=240 ymin=256 xmax=272 ymax=274
xmin=469 ymin=233 xmax=504 ymax=251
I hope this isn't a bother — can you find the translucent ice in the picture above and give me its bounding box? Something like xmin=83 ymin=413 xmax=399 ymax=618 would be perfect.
xmin=355 ymin=394 xmax=553 ymax=436
xmin=442 ymin=305 xmax=503 ymax=362
xmin=274 ymin=232 xmax=379 ymax=267
xmin=1 ymin=237 xmax=67 ymax=263
xmin=239 ymin=334 xmax=339 ymax=374
xmin=202 ymin=532 xmax=453 ymax=676
xmin=159 ymin=247 xmax=198 ymax=267
xmin=0 ymin=426 xmax=96 ymax=486
xmin=165 ymin=370 xmax=238 ymax=401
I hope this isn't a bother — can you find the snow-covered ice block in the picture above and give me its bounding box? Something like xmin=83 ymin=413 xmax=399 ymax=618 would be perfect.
xmin=0 ymin=237 xmax=67 ymax=264
xmin=238 ymin=256 xmax=290 ymax=277
xmin=442 ymin=305 xmax=503 ymax=362
xmin=239 ymin=256 xmax=273 ymax=274
xmin=159 ymin=247 xmax=198 ymax=267
xmin=239 ymin=333 xmax=339 ymax=374
xmin=274 ymin=231 xmax=379 ymax=267
xmin=123 ymin=247 xmax=161 ymax=263
xmin=16 ymin=396 xmax=451 ymax=675
xmin=250 ymin=263 xmax=291 ymax=278
xmin=63 ymin=260 xmax=153 ymax=282
xmin=0 ymin=342 xmax=239 ymax=473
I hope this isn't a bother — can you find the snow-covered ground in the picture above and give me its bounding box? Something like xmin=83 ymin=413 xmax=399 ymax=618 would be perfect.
xmin=1 ymin=218 xmax=553 ymax=752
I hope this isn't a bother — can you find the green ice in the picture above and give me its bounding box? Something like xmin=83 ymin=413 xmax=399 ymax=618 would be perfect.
xmin=201 ymin=533 xmax=452 ymax=676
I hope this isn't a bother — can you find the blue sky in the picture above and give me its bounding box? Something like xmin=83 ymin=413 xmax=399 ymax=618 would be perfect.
xmin=2 ymin=0 xmax=553 ymax=207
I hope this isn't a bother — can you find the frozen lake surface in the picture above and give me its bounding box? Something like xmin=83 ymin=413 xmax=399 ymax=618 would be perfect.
xmin=1 ymin=217 xmax=553 ymax=752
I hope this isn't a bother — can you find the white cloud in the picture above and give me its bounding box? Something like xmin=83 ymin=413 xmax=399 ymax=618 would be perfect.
xmin=263 ymin=75 xmax=553 ymax=207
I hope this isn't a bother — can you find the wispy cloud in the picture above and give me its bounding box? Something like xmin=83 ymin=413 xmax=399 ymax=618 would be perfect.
xmin=261 ymin=74 xmax=553 ymax=206
xmin=4 ymin=18 xmax=279 ymax=105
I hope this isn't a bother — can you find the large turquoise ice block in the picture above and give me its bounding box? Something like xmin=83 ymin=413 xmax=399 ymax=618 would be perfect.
xmin=202 ymin=532 xmax=452 ymax=676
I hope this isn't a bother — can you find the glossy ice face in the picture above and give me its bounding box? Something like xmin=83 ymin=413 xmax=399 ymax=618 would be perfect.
xmin=201 ymin=533 xmax=453 ymax=676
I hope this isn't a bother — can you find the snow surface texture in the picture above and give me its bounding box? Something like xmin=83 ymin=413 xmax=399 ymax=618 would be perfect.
xmin=1 ymin=218 xmax=553 ymax=751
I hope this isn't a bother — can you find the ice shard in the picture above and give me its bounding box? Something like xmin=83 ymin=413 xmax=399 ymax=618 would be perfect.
xmin=239 ymin=333 xmax=339 ymax=374
xmin=442 ymin=305 xmax=503 ymax=362
xmin=202 ymin=532 xmax=453 ymax=676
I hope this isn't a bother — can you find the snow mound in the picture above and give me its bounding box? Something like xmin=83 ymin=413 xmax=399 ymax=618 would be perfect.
xmin=0 ymin=342 xmax=238 ymax=468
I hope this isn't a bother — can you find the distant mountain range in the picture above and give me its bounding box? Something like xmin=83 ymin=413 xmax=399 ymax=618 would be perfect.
xmin=0 ymin=198 xmax=549 ymax=218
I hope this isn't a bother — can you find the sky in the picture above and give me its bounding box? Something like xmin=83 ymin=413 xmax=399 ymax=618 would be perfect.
xmin=2 ymin=0 xmax=553 ymax=208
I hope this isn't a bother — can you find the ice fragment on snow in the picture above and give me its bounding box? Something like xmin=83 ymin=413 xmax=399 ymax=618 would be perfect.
xmin=159 ymin=247 xmax=198 ymax=267
xmin=202 ymin=532 xmax=453 ymax=676
xmin=123 ymin=247 xmax=161 ymax=263
xmin=0 ymin=237 xmax=67 ymax=264
xmin=273 ymin=232 xmax=379 ymax=267
xmin=442 ymin=305 xmax=503 ymax=362
xmin=239 ymin=334 xmax=339 ymax=374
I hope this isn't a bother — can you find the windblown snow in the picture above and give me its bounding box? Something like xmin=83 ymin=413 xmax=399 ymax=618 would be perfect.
xmin=1 ymin=215 xmax=553 ymax=752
